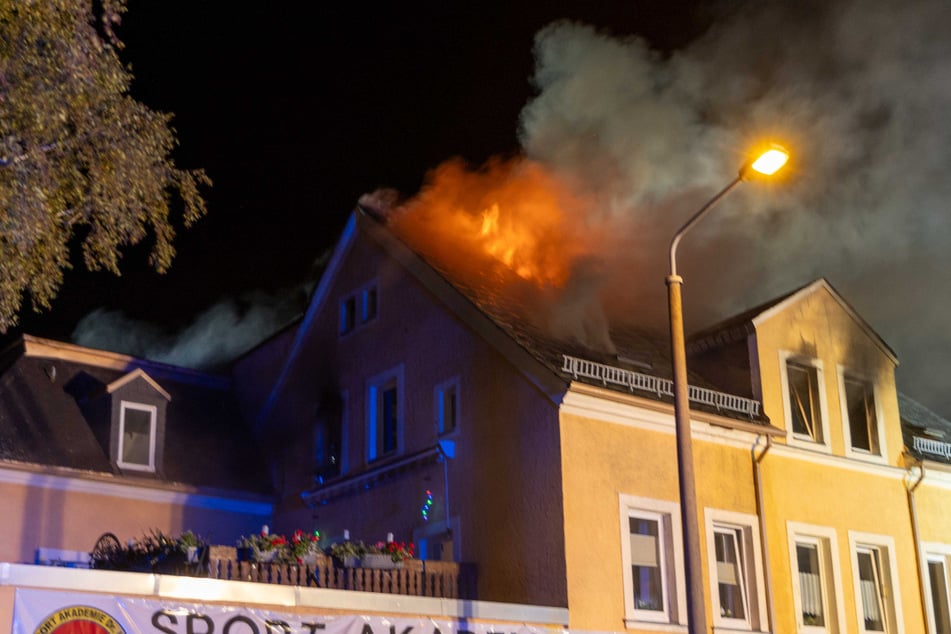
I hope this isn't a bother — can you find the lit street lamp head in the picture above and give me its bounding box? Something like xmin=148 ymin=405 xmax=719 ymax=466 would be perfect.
xmin=741 ymin=144 xmax=790 ymax=179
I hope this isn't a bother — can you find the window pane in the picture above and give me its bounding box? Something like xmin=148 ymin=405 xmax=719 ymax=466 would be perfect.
xmin=788 ymin=362 xmax=823 ymax=442
xmin=363 ymin=287 xmax=378 ymax=322
xmin=438 ymin=385 xmax=457 ymax=435
xmin=857 ymin=549 xmax=885 ymax=632
xmin=796 ymin=543 xmax=825 ymax=626
xmin=340 ymin=296 xmax=356 ymax=334
xmin=715 ymin=529 xmax=746 ymax=620
xmin=122 ymin=408 xmax=153 ymax=466
xmin=929 ymin=560 xmax=951 ymax=634
xmin=845 ymin=377 xmax=878 ymax=453
xmin=630 ymin=517 xmax=664 ymax=612
xmin=381 ymin=386 xmax=397 ymax=454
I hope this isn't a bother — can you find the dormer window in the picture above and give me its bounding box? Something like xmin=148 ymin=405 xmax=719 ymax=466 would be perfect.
xmin=117 ymin=402 xmax=157 ymax=472
xmin=106 ymin=369 xmax=170 ymax=476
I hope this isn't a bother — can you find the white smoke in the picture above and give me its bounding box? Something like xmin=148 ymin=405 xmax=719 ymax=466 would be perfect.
xmin=517 ymin=1 xmax=951 ymax=415
xmin=72 ymin=287 xmax=307 ymax=370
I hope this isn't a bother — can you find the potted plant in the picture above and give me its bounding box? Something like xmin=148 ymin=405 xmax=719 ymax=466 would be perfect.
xmin=177 ymin=530 xmax=207 ymax=564
xmin=290 ymin=529 xmax=322 ymax=564
xmin=237 ymin=526 xmax=287 ymax=563
xmin=363 ymin=540 xmax=415 ymax=569
xmin=329 ymin=540 xmax=368 ymax=568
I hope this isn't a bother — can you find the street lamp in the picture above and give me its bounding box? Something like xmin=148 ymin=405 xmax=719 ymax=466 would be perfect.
xmin=666 ymin=145 xmax=789 ymax=634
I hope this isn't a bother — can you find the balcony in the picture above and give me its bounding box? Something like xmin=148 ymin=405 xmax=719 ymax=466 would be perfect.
xmin=205 ymin=547 xmax=466 ymax=597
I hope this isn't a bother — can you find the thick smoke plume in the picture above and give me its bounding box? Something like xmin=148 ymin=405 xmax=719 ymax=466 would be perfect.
xmin=392 ymin=0 xmax=951 ymax=417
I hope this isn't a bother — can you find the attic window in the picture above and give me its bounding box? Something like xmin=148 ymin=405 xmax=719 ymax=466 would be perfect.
xmin=117 ymin=401 xmax=157 ymax=472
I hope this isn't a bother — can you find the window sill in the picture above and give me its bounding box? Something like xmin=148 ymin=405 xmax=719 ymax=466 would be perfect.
xmin=623 ymin=620 xmax=686 ymax=633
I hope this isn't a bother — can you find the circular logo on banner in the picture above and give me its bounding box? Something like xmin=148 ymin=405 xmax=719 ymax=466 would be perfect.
xmin=34 ymin=605 xmax=125 ymax=634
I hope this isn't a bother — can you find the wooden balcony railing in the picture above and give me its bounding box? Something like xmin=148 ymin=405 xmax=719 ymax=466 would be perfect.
xmin=206 ymin=547 xmax=464 ymax=598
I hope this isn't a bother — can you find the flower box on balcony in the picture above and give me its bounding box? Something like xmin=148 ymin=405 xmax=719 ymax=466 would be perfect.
xmin=361 ymin=554 xmax=403 ymax=569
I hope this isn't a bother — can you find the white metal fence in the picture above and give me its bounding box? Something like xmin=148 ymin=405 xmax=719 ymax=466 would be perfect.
xmin=561 ymin=354 xmax=761 ymax=419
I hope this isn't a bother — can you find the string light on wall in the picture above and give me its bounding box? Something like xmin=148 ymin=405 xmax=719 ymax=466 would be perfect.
xmin=421 ymin=489 xmax=434 ymax=521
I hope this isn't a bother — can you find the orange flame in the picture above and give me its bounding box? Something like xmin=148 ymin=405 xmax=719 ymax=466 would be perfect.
xmin=390 ymin=157 xmax=592 ymax=288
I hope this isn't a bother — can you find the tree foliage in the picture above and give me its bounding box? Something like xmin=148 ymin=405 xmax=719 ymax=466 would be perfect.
xmin=0 ymin=0 xmax=210 ymax=331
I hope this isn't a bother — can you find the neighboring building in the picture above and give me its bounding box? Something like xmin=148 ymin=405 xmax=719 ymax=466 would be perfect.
xmin=0 ymin=335 xmax=273 ymax=565
xmin=234 ymin=206 xmax=951 ymax=633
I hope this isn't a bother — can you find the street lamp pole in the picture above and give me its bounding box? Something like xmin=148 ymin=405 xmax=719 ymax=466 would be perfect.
xmin=666 ymin=146 xmax=789 ymax=634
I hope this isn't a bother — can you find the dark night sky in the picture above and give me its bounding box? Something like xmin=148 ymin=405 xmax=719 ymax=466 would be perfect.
xmin=11 ymin=1 xmax=951 ymax=421
xmin=9 ymin=1 xmax=710 ymax=341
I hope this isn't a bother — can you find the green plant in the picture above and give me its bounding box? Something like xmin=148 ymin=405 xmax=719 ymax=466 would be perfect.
xmin=329 ymin=540 xmax=370 ymax=560
xmin=289 ymin=530 xmax=322 ymax=562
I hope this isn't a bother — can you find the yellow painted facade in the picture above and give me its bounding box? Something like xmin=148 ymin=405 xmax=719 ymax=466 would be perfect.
xmin=556 ymin=280 xmax=951 ymax=634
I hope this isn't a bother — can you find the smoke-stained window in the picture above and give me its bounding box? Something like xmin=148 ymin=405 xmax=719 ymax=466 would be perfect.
xmin=787 ymin=360 xmax=824 ymax=443
xmin=314 ymin=390 xmax=346 ymax=482
xmin=844 ymin=375 xmax=880 ymax=455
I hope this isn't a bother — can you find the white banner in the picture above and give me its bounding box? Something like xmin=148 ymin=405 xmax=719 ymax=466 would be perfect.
xmin=14 ymin=589 xmax=555 ymax=634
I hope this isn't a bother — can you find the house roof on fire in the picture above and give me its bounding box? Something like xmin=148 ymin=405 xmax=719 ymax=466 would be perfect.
xmin=258 ymin=206 xmax=782 ymax=429
xmin=0 ymin=334 xmax=272 ymax=495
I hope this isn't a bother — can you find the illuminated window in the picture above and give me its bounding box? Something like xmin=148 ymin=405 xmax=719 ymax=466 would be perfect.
xmin=842 ymin=372 xmax=882 ymax=456
xmin=706 ymin=510 xmax=767 ymax=631
xmin=435 ymin=377 xmax=459 ymax=436
xmin=117 ymin=402 xmax=156 ymax=472
xmin=619 ymin=495 xmax=685 ymax=626
xmin=366 ymin=366 xmax=402 ymax=462
xmin=849 ymin=533 xmax=901 ymax=634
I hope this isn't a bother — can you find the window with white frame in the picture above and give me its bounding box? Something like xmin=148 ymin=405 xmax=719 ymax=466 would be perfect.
xmin=849 ymin=532 xmax=903 ymax=634
xmin=619 ymin=495 xmax=685 ymax=627
xmin=923 ymin=545 xmax=951 ymax=634
xmin=117 ymin=401 xmax=157 ymax=472
xmin=705 ymin=509 xmax=767 ymax=631
xmin=366 ymin=366 xmax=402 ymax=462
xmin=781 ymin=352 xmax=830 ymax=450
xmin=840 ymin=370 xmax=883 ymax=458
xmin=434 ymin=377 xmax=459 ymax=436
xmin=787 ymin=522 xmax=844 ymax=633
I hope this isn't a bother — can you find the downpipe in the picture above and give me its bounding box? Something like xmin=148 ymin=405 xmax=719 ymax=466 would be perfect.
xmin=906 ymin=459 xmax=928 ymax=632
xmin=752 ymin=434 xmax=775 ymax=633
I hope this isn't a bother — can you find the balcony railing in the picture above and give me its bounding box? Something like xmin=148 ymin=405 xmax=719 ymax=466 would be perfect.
xmin=206 ymin=548 xmax=465 ymax=598
xmin=562 ymin=354 xmax=761 ymax=418
xmin=913 ymin=436 xmax=951 ymax=461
